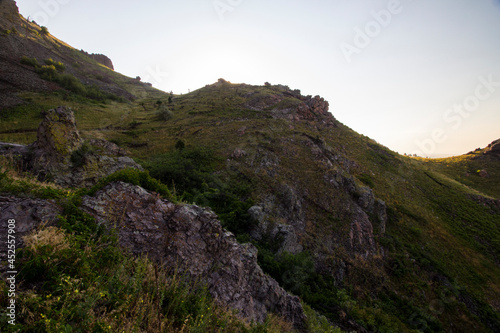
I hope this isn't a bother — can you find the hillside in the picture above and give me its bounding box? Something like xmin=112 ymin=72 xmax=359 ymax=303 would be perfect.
xmin=1 ymin=1 xmax=500 ymax=332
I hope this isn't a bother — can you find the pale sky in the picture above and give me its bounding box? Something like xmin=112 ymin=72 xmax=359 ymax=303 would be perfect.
xmin=15 ymin=0 xmax=500 ymax=157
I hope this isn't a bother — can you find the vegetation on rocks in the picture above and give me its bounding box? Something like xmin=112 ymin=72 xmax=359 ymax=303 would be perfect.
xmin=1 ymin=1 xmax=499 ymax=331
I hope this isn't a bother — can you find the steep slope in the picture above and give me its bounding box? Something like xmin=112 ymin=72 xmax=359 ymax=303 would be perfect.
xmin=126 ymin=81 xmax=500 ymax=332
xmin=0 ymin=1 xmax=499 ymax=332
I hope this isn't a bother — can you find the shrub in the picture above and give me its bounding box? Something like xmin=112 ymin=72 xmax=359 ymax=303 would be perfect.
xmin=36 ymin=64 xmax=58 ymax=81
xmin=20 ymin=56 xmax=40 ymax=68
xmin=175 ymin=139 xmax=185 ymax=151
xmin=44 ymin=58 xmax=65 ymax=71
xmin=57 ymin=73 xmax=86 ymax=95
xmin=32 ymin=60 xmax=122 ymax=102
xmin=88 ymin=168 xmax=174 ymax=200
xmin=70 ymin=141 xmax=95 ymax=168
xmin=40 ymin=26 xmax=49 ymax=34
xmin=157 ymin=104 xmax=173 ymax=121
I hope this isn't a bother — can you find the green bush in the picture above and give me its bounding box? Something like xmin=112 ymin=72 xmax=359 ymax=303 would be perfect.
xmin=36 ymin=64 xmax=58 ymax=81
xmin=358 ymin=173 xmax=375 ymax=188
xmin=31 ymin=61 xmax=123 ymax=102
xmin=157 ymin=104 xmax=173 ymax=121
xmin=146 ymin=146 xmax=255 ymax=234
xmin=40 ymin=26 xmax=49 ymax=34
xmin=44 ymin=58 xmax=65 ymax=71
xmin=88 ymin=168 xmax=174 ymax=200
xmin=20 ymin=56 xmax=40 ymax=68
xmin=70 ymin=142 xmax=95 ymax=168
xmin=3 ymin=27 xmax=17 ymax=35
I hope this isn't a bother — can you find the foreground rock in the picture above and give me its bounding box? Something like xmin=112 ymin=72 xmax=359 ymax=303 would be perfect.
xmin=0 ymin=182 xmax=307 ymax=330
xmin=80 ymin=181 xmax=306 ymax=330
xmin=0 ymin=196 xmax=60 ymax=269
xmin=1 ymin=106 xmax=142 ymax=187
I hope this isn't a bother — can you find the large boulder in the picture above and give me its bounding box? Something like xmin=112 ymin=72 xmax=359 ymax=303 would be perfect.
xmin=88 ymin=53 xmax=114 ymax=70
xmin=484 ymin=139 xmax=500 ymax=159
xmin=80 ymin=181 xmax=307 ymax=330
xmin=34 ymin=106 xmax=83 ymax=159
xmin=0 ymin=195 xmax=61 ymax=273
xmin=4 ymin=106 xmax=143 ymax=187
xmin=0 ymin=181 xmax=307 ymax=329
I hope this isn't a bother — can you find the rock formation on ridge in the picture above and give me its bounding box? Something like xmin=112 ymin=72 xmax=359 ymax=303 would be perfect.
xmin=0 ymin=106 xmax=143 ymax=187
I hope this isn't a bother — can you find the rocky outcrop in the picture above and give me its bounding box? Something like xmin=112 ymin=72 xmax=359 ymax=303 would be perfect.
xmin=34 ymin=105 xmax=82 ymax=159
xmin=2 ymin=106 xmax=142 ymax=187
xmin=484 ymin=139 xmax=500 ymax=159
xmin=244 ymin=85 xmax=337 ymax=127
xmin=0 ymin=0 xmax=21 ymax=26
xmin=0 ymin=181 xmax=307 ymax=329
xmin=248 ymin=205 xmax=304 ymax=255
xmin=0 ymin=196 xmax=60 ymax=271
xmin=88 ymin=53 xmax=114 ymax=70
xmin=469 ymin=194 xmax=500 ymax=214
xmin=77 ymin=181 xmax=307 ymax=330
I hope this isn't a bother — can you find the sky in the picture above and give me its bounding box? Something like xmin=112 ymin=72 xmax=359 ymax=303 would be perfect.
xmin=15 ymin=0 xmax=500 ymax=157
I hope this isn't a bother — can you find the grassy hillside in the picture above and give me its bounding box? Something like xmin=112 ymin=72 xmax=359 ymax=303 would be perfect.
xmin=1 ymin=6 xmax=499 ymax=331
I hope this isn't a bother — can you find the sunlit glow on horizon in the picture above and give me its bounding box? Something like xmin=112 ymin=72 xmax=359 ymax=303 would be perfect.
xmin=14 ymin=0 xmax=500 ymax=157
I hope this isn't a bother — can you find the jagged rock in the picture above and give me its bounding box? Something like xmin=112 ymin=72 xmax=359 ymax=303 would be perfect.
xmin=248 ymin=205 xmax=303 ymax=255
xmin=2 ymin=106 xmax=143 ymax=187
xmin=247 ymin=184 xmax=306 ymax=255
xmin=349 ymin=204 xmax=376 ymax=258
xmin=34 ymin=106 xmax=82 ymax=160
xmin=244 ymin=86 xmax=337 ymax=127
xmin=484 ymin=139 xmax=500 ymax=159
xmin=356 ymin=185 xmax=375 ymax=212
xmin=469 ymin=194 xmax=500 ymax=214
xmin=0 ymin=196 xmax=60 ymax=271
xmin=88 ymin=53 xmax=114 ymax=70
xmin=0 ymin=0 xmax=21 ymax=25
xmin=79 ymin=182 xmax=307 ymax=330
xmin=374 ymin=199 xmax=387 ymax=235
xmin=0 ymin=182 xmax=307 ymax=329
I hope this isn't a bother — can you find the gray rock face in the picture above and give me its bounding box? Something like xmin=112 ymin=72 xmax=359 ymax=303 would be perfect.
xmin=0 ymin=196 xmax=60 ymax=270
xmin=0 ymin=0 xmax=20 ymax=25
xmin=2 ymin=106 xmax=143 ymax=187
xmin=79 ymin=181 xmax=307 ymax=330
xmin=0 ymin=182 xmax=307 ymax=329
xmin=249 ymin=205 xmax=304 ymax=255
xmin=485 ymin=139 xmax=500 ymax=159
xmin=34 ymin=106 xmax=83 ymax=160
xmin=88 ymin=53 xmax=114 ymax=70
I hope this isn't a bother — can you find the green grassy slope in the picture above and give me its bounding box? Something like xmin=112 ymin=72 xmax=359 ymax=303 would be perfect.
xmin=1 ymin=11 xmax=499 ymax=331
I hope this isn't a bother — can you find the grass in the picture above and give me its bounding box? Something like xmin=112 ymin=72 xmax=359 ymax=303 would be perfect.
xmin=0 ymin=154 xmax=341 ymax=332
xmin=0 ymin=217 xmax=296 ymax=332
xmin=1 ymin=26 xmax=499 ymax=330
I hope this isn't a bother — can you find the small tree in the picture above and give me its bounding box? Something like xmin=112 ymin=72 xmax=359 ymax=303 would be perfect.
xmin=40 ymin=26 xmax=49 ymax=35
xmin=157 ymin=104 xmax=173 ymax=121
xmin=175 ymin=140 xmax=185 ymax=151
